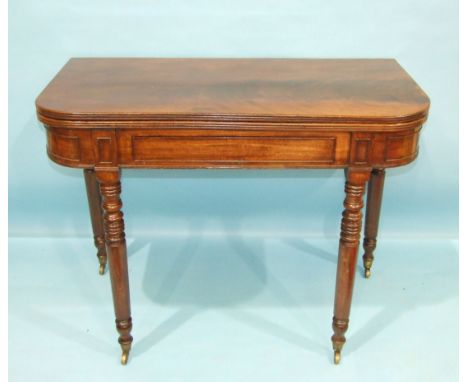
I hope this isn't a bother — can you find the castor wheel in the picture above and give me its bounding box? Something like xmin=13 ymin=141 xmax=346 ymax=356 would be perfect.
xmin=99 ymin=263 xmax=106 ymax=275
xmin=121 ymin=350 xmax=129 ymax=365
xmin=334 ymin=350 xmax=341 ymax=364
xmin=119 ymin=342 xmax=131 ymax=365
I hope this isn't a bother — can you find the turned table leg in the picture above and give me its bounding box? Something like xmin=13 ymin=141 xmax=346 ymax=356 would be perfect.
xmin=362 ymin=169 xmax=385 ymax=278
xmin=95 ymin=169 xmax=133 ymax=365
xmin=331 ymin=168 xmax=370 ymax=364
xmin=84 ymin=169 xmax=107 ymax=275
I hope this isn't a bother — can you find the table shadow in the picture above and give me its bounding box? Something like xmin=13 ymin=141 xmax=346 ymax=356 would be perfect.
xmin=132 ymin=229 xmax=330 ymax=358
xmin=128 ymin=231 xmax=457 ymax=362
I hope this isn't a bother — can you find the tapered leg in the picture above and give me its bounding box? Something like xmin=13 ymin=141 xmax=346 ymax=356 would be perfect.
xmin=95 ymin=169 xmax=133 ymax=365
xmin=331 ymin=168 xmax=370 ymax=364
xmin=84 ymin=169 xmax=107 ymax=275
xmin=362 ymin=169 xmax=385 ymax=278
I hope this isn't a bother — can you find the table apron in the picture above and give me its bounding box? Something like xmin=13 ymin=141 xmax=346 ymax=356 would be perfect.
xmin=44 ymin=126 xmax=422 ymax=169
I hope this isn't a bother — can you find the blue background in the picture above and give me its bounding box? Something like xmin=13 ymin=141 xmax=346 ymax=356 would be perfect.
xmin=8 ymin=1 xmax=458 ymax=381
xmin=9 ymin=0 xmax=458 ymax=239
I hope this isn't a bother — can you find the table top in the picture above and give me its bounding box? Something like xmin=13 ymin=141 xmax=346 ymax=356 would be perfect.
xmin=36 ymin=58 xmax=429 ymax=125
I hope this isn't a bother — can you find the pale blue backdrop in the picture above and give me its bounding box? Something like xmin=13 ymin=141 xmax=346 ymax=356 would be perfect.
xmin=9 ymin=0 xmax=458 ymax=238
xmin=8 ymin=2 xmax=459 ymax=381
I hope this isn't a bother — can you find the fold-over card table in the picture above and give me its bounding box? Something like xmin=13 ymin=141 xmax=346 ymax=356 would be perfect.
xmin=36 ymin=58 xmax=430 ymax=365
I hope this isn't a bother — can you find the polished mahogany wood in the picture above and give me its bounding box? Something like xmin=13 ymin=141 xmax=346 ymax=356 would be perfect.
xmin=36 ymin=58 xmax=429 ymax=123
xmin=35 ymin=58 xmax=430 ymax=365
xmin=362 ymin=169 xmax=386 ymax=278
xmin=84 ymin=169 xmax=107 ymax=275
xmin=37 ymin=59 xmax=428 ymax=170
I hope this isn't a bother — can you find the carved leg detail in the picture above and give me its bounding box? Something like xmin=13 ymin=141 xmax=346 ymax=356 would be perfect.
xmin=332 ymin=317 xmax=348 ymax=364
xmin=117 ymin=318 xmax=133 ymax=365
xmin=362 ymin=169 xmax=385 ymax=278
xmin=331 ymin=169 xmax=370 ymax=364
xmin=84 ymin=169 xmax=107 ymax=275
xmin=96 ymin=169 xmax=133 ymax=365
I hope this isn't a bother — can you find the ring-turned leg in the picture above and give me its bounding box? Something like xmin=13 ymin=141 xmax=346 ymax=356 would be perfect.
xmin=84 ymin=169 xmax=107 ymax=275
xmin=332 ymin=168 xmax=370 ymax=364
xmin=362 ymin=169 xmax=385 ymax=278
xmin=96 ymin=169 xmax=133 ymax=365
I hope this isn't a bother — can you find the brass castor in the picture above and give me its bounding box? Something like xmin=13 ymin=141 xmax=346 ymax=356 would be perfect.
xmin=121 ymin=350 xmax=129 ymax=365
xmin=99 ymin=263 xmax=106 ymax=275
xmin=334 ymin=350 xmax=341 ymax=365
xmin=120 ymin=342 xmax=131 ymax=365
xmin=364 ymin=268 xmax=371 ymax=278
xmin=97 ymin=249 xmax=107 ymax=275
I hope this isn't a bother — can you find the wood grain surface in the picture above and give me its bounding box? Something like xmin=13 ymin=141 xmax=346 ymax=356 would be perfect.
xmin=36 ymin=58 xmax=429 ymax=124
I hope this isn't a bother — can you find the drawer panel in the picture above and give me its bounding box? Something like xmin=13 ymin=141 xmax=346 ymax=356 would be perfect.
xmin=118 ymin=130 xmax=351 ymax=167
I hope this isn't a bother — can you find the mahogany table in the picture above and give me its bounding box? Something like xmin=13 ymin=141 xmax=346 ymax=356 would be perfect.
xmin=35 ymin=58 xmax=429 ymax=365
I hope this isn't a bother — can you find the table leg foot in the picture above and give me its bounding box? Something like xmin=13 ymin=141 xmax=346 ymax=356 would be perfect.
xmin=334 ymin=350 xmax=341 ymax=364
xmin=120 ymin=343 xmax=131 ymax=365
xmin=332 ymin=317 xmax=347 ymax=365
xmin=98 ymin=262 xmax=106 ymax=276
xmin=362 ymin=241 xmax=375 ymax=279
xmin=97 ymin=247 xmax=107 ymax=276
xmin=116 ymin=318 xmax=133 ymax=365
xmin=364 ymin=267 xmax=371 ymax=279
xmin=117 ymin=319 xmax=133 ymax=365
